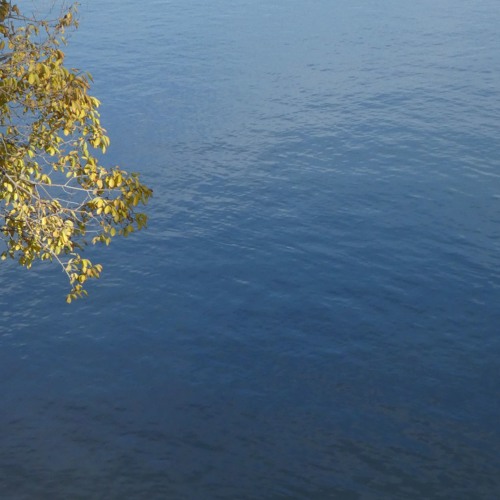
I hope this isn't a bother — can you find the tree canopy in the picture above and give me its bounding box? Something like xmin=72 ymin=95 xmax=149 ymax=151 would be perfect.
xmin=0 ymin=1 xmax=152 ymax=301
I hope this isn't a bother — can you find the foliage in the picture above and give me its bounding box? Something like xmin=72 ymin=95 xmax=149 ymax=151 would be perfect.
xmin=0 ymin=1 xmax=152 ymax=301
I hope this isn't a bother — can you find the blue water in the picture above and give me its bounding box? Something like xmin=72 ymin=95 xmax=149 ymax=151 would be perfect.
xmin=1 ymin=0 xmax=500 ymax=497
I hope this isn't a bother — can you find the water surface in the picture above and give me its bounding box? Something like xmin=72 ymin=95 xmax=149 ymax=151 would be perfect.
xmin=1 ymin=0 xmax=500 ymax=498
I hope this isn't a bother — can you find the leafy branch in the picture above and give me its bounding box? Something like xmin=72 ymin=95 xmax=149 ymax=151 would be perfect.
xmin=0 ymin=1 xmax=152 ymax=301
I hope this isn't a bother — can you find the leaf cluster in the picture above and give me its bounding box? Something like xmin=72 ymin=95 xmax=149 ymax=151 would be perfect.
xmin=0 ymin=1 xmax=152 ymax=301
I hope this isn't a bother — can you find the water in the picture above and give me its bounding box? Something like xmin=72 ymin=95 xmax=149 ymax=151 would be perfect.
xmin=1 ymin=0 xmax=500 ymax=497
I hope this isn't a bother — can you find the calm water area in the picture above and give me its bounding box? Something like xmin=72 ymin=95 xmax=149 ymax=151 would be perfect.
xmin=1 ymin=0 xmax=500 ymax=498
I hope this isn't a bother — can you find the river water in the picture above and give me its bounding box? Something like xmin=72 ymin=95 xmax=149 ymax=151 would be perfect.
xmin=1 ymin=0 xmax=500 ymax=498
